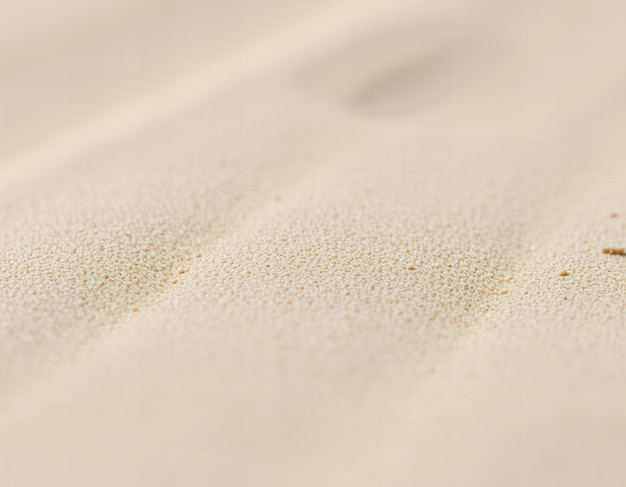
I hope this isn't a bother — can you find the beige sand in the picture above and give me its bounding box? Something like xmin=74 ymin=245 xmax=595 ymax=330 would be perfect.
xmin=1 ymin=0 xmax=626 ymax=485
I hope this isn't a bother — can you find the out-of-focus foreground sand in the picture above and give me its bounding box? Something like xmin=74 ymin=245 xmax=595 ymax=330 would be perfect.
xmin=1 ymin=0 xmax=626 ymax=485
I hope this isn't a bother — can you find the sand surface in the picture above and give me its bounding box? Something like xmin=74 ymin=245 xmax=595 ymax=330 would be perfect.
xmin=1 ymin=0 xmax=626 ymax=485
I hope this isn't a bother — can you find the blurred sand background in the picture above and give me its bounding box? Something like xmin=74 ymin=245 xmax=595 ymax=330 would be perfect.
xmin=1 ymin=0 xmax=626 ymax=485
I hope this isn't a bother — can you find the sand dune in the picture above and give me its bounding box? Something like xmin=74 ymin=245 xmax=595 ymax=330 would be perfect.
xmin=1 ymin=0 xmax=625 ymax=485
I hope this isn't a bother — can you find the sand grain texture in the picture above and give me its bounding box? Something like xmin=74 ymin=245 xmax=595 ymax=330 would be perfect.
xmin=1 ymin=0 xmax=626 ymax=486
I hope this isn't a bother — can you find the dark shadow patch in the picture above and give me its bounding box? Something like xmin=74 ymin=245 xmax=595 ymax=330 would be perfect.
xmin=294 ymin=16 xmax=490 ymax=116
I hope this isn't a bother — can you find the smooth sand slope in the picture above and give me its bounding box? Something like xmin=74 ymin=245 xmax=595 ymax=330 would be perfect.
xmin=1 ymin=0 xmax=626 ymax=485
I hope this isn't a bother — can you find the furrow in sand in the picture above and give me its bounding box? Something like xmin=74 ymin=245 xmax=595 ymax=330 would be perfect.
xmin=2 ymin=73 xmax=625 ymax=441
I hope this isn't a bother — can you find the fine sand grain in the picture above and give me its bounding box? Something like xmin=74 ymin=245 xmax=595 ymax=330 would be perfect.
xmin=1 ymin=0 xmax=626 ymax=486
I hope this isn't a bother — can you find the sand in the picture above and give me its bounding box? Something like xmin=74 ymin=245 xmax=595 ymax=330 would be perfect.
xmin=1 ymin=0 xmax=626 ymax=485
